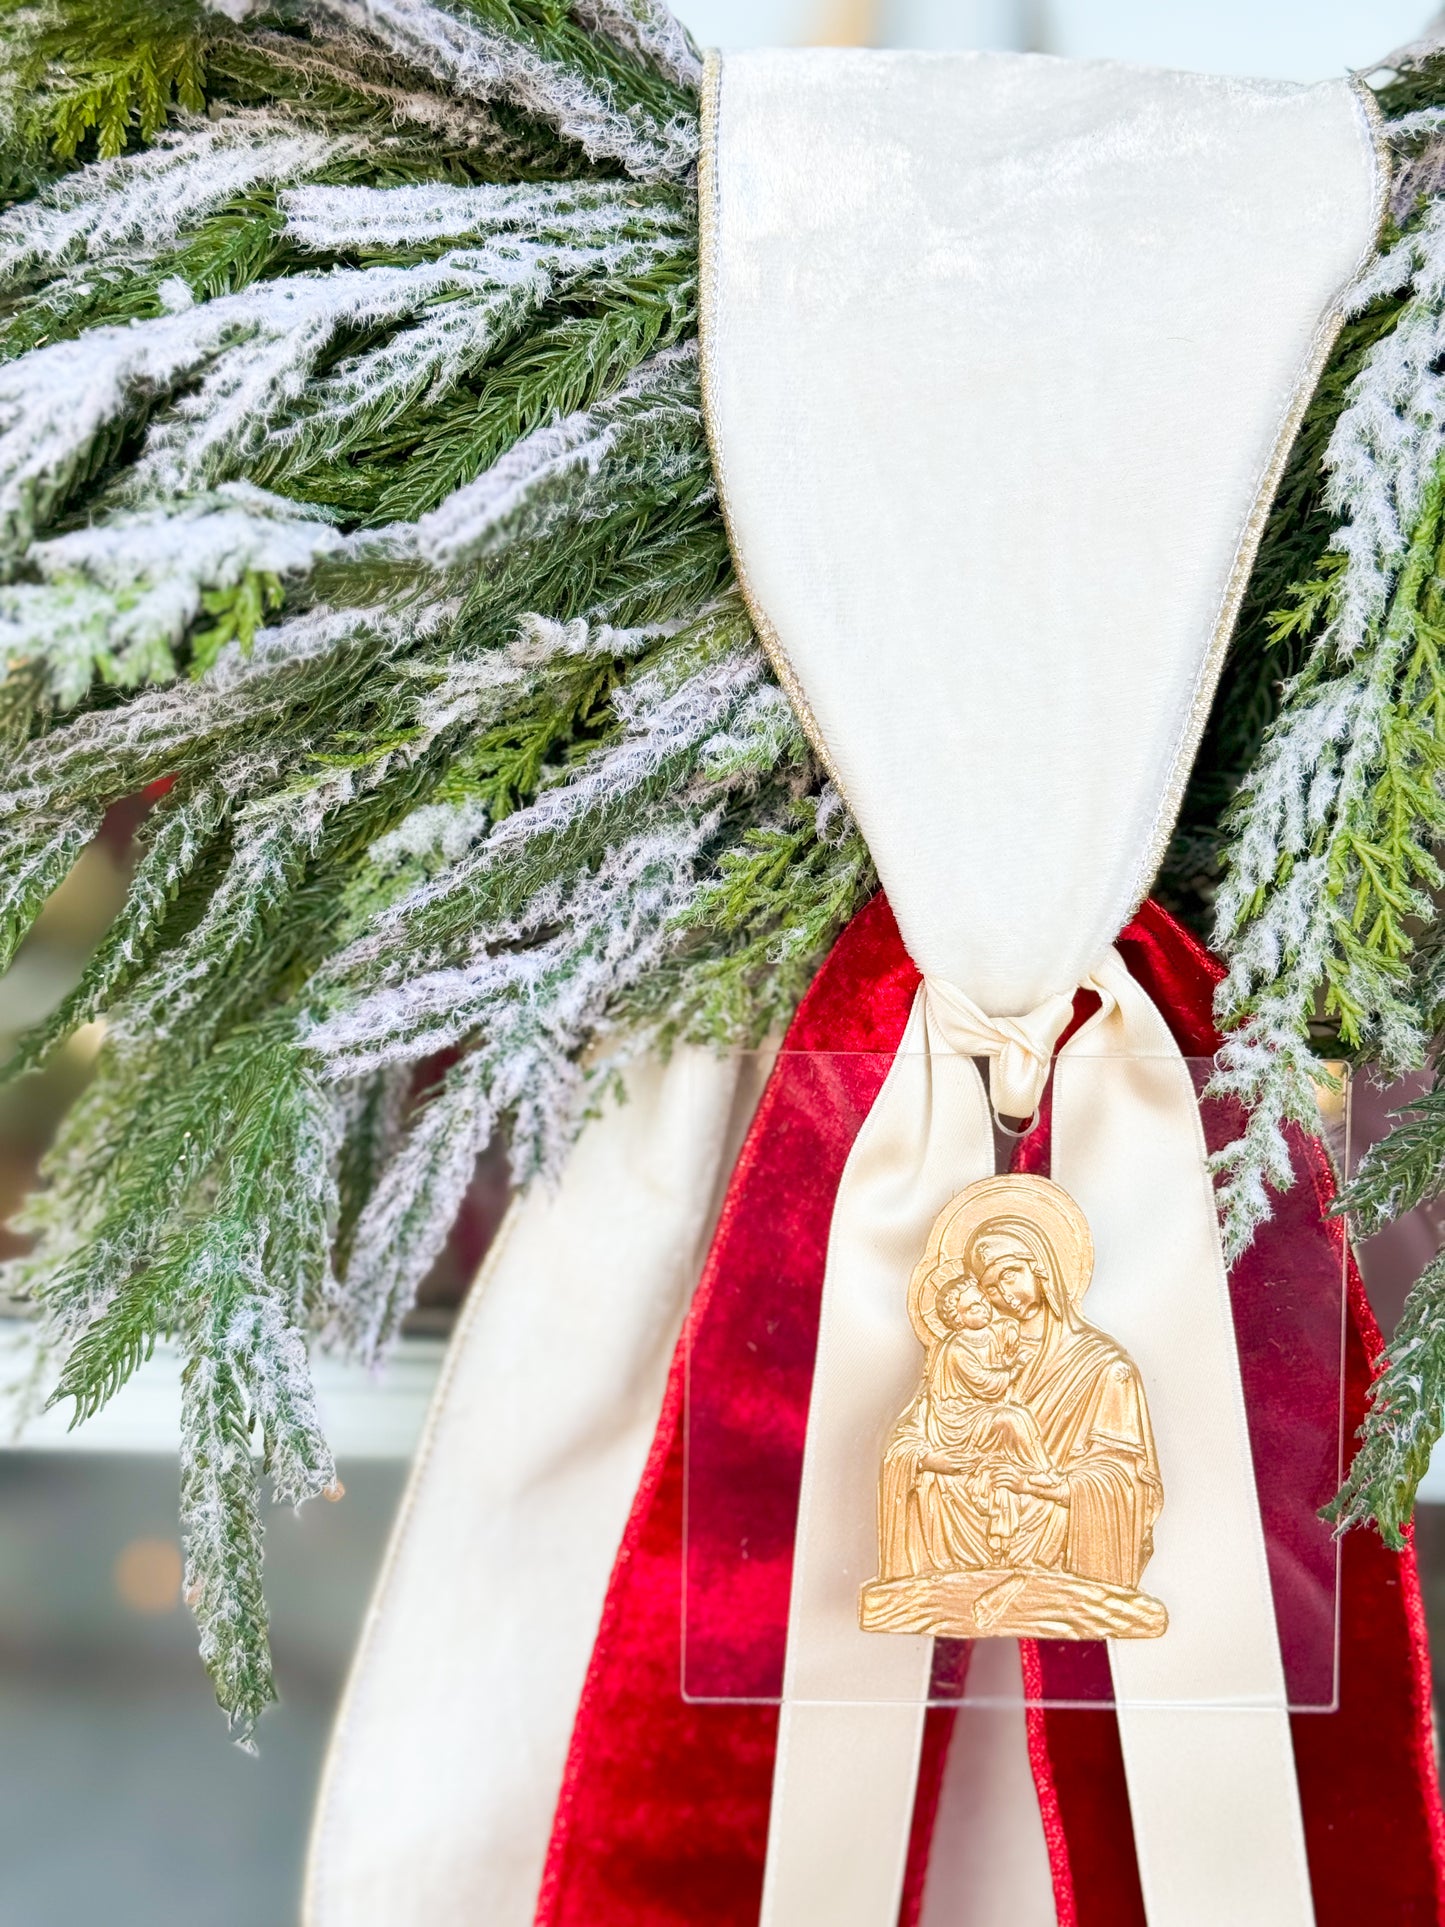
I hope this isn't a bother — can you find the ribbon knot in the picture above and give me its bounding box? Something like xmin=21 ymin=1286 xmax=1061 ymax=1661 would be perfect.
xmin=923 ymin=976 xmax=1077 ymax=1122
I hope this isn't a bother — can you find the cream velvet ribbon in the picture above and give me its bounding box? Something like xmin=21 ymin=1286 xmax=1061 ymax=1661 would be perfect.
xmin=304 ymin=1047 xmax=771 ymax=1927
xmin=701 ymin=46 xmax=1383 ymax=1926
xmin=699 ymin=49 xmax=1382 ymax=1010
xmin=760 ymin=956 xmax=1306 ymax=1927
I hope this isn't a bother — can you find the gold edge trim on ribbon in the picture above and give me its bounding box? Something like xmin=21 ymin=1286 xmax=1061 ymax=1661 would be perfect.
xmin=696 ymin=49 xmax=855 ymax=804
xmin=1121 ymin=71 xmax=1394 ymax=930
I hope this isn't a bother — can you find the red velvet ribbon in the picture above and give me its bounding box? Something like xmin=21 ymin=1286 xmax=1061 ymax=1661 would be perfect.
xmin=536 ymin=896 xmax=1445 ymax=1926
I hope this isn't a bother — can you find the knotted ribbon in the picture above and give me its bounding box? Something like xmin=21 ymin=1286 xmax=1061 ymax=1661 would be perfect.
xmin=759 ymin=954 xmax=1310 ymax=1927
xmin=922 ymin=977 xmax=1076 ymax=1122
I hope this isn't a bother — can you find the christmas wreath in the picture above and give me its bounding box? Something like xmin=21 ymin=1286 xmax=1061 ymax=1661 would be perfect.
xmin=0 ymin=0 xmax=1441 ymax=1740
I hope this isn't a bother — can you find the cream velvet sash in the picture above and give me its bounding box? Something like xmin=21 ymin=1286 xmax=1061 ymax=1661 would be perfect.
xmin=304 ymin=1047 xmax=769 ymax=1926
xmin=700 ymin=46 xmax=1383 ymax=1927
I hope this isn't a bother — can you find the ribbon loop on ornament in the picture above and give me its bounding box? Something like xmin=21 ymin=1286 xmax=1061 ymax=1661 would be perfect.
xmin=922 ymin=976 xmax=1075 ymax=1122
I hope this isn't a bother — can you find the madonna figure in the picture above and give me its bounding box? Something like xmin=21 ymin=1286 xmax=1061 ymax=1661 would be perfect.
xmin=860 ymin=1174 xmax=1168 ymax=1641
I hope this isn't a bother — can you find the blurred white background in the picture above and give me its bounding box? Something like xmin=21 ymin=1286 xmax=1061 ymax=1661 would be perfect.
xmin=674 ymin=0 xmax=1427 ymax=79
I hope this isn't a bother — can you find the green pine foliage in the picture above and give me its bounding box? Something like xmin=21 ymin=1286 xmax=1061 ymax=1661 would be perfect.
xmin=618 ymin=794 xmax=876 ymax=1046
xmin=1325 ymin=1247 xmax=1445 ymax=1548
xmin=1315 ymin=480 xmax=1445 ymax=1048
xmin=1210 ymin=47 xmax=1445 ymax=1537
xmin=16 ymin=0 xmax=210 ymax=166
xmin=1159 ymin=297 xmax=1410 ymax=923
xmin=1341 ymin=1081 xmax=1445 ymax=1241
xmin=0 ymin=0 xmax=871 ymax=1741
xmin=1227 ymin=465 xmax=1445 ymax=1059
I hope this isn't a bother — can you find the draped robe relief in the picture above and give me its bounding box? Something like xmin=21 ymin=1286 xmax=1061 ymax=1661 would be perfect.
xmin=860 ymin=1174 xmax=1167 ymax=1642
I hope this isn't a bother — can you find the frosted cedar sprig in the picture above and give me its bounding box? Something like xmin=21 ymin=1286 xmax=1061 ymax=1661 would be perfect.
xmin=1211 ymin=58 xmax=1445 ymax=1538
xmin=0 ymin=0 xmax=868 ymax=1747
xmin=1212 ymin=192 xmax=1445 ymax=1257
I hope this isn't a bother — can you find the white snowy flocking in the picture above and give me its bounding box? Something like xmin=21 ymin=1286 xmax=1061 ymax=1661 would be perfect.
xmin=217 ymin=23 xmax=533 ymax=153
xmin=0 ymin=229 xmax=683 ymax=544
xmin=571 ymin=0 xmax=703 ymax=91
xmin=1 ymin=487 xmax=349 ymax=705
xmin=1215 ymin=203 xmax=1445 ymax=1006
xmin=307 ymin=613 xmax=787 ymax=1077
xmin=280 ymin=176 xmax=684 ymax=252
xmin=411 ymin=339 xmax=702 ymax=569
xmin=0 ymin=115 xmax=345 ymax=288
xmin=302 ymin=0 xmax=698 ymax=180
xmin=137 ymin=234 xmax=676 ymax=493
xmin=274 ymin=233 xmax=684 ymax=461
xmin=1211 ymin=177 xmax=1445 ymax=1254
xmin=480 ymin=632 xmax=774 ymax=859
xmin=27 ymin=484 xmax=344 ymax=590
xmin=212 ymin=1285 xmax=337 ymax=1502
xmin=1318 ymin=199 xmax=1445 ymax=657
xmin=394 ymin=607 xmax=681 ymax=750
xmin=326 ymin=807 xmax=721 ymax=1361
xmin=351 ymin=605 xmax=698 ymax=878
xmin=121 ymin=770 xmax=369 ymax=1044
xmin=366 ymin=799 xmax=493 ymax=870
xmin=0 ymin=600 xmax=446 ymax=817
xmin=0 ymin=807 xmax=103 ymax=969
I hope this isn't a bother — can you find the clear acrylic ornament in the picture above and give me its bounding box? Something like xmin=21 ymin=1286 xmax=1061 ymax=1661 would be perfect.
xmin=680 ymin=1050 xmax=1351 ymax=1712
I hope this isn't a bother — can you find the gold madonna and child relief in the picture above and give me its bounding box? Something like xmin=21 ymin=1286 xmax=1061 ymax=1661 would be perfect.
xmin=859 ymin=1175 xmax=1168 ymax=1641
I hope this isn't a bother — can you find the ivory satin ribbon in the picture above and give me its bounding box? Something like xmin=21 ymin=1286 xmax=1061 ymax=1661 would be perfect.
xmin=760 ymin=954 xmax=1309 ymax=1927
xmin=917 ymin=1638 xmax=1058 ymax=1927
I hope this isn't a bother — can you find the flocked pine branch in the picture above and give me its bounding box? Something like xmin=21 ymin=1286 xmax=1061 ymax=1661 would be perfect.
xmin=1325 ymin=1248 xmax=1445 ymax=1547
xmin=1341 ymin=1081 xmax=1445 ymax=1239
xmin=0 ymin=112 xmax=343 ymax=285
xmin=571 ymin=0 xmax=702 ymax=93
xmin=0 ymin=0 xmax=877 ymax=1740
xmin=1212 ymin=197 xmax=1445 ymax=1252
xmin=1213 ymin=49 xmax=1445 ymax=1536
xmin=302 ymin=0 xmax=698 ymax=181
xmin=0 ymin=485 xmax=348 ymax=703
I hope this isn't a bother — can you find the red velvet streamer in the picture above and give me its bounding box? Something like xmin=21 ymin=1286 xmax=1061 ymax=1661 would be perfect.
xmin=536 ymin=896 xmax=1445 ymax=1926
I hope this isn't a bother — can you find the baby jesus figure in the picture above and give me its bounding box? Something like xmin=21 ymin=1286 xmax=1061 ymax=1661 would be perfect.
xmin=925 ymin=1277 xmax=1058 ymax=1562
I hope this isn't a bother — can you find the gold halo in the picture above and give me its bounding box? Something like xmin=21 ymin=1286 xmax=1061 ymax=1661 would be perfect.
xmin=907 ymin=1174 xmax=1094 ymax=1346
